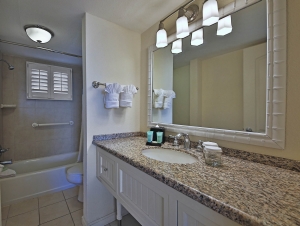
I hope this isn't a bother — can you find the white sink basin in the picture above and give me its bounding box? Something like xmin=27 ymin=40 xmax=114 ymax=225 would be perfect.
xmin=142 ymin=148 xmax=197 ymax=164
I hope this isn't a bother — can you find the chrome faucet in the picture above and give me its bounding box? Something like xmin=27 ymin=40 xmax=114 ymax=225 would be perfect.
xmin=169 ymin=133 xmax=191 ymax=150
xmin=0 ymin=145 xmax=12 ymax=165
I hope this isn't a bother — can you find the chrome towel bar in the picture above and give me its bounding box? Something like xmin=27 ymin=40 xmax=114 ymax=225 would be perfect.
xmin=92 ymin=81 xmax=139 ymax=90
xmin=32 ymin=121 xmax=74 ymax=128
xmin=1 ymin=104 xmax=17 ymax=109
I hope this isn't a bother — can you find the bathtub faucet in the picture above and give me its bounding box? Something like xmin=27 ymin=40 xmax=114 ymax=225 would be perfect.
xmin=0 ymin=160 xmax=12 ymax=165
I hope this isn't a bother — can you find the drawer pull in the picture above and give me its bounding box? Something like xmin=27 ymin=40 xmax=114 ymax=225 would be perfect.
xmin=103 ymin=168 xmax=108 ymax=172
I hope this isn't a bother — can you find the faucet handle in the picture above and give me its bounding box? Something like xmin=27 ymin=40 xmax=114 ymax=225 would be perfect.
xmin=168 ymin=135 xmax=179 ymax=147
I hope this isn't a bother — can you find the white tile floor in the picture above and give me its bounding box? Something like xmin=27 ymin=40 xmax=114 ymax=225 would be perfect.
xmin=1 ymin=186 xmax=83 ymax=226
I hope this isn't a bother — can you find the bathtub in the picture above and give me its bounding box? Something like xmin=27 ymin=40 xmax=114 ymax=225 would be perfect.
xmin=0 ymin=152 xmax=79 ymax=206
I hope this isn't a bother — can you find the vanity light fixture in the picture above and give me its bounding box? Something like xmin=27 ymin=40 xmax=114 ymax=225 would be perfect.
xmin=24 ymin=25 xmax=54 ymax=44
xmin=176 ymin=8 xmax=190 ymax=39
xmin=156 ymin=22 xmax=168 ymax=48
xmin=155 ymin=0 xmax=199 ymax=49
xmin=171 ymin=39 xmax=182 ymax=54
xmin=191 ymin=28 xmax=204 ymax=46
xmin=202 ymin=0 xmax=219 ymax=26
xmin=217 ymin=15 xmax=232 ymax=36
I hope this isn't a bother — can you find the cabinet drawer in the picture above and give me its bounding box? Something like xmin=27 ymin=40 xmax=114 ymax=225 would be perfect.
xmin=96 ymin=149 xmax=116 ymax=191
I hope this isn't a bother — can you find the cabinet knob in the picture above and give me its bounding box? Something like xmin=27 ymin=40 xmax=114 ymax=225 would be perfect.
xmin=103 ymin=168 xmax=108 ymax=172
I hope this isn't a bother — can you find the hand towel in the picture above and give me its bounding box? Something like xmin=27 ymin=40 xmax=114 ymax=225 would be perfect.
xmin=153 ymin=89 xmax=164 ymax=108
xmin=163 ymin=90 xmax=176 ymax=109
xmin=104 ymin=83 xmax=123 ymax=109
xmin=120 ymin=85 xmax=137 ymax=108
xmin=0 ymin=167 xmax=16 ymax=178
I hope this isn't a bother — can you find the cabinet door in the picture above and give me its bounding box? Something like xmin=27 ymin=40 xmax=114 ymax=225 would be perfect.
xmin=97 ymin=150 xmax=116 ymax=191
xmin=118 ymin=164 xmax=169 ymax=226
xmin=178 ymin=202 xmax=218 ymax=226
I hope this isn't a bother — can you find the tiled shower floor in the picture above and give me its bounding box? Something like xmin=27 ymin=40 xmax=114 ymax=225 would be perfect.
xmin=1 ymin=186 xmax=141 ymax=226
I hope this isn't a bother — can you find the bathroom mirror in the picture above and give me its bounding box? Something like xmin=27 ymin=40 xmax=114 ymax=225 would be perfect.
xmin=148 ymin=0 xmax=287 ymax=149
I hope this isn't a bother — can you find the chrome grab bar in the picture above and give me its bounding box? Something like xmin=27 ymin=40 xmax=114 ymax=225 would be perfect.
xmin=32 ymin=121 xmax=74 ymax=128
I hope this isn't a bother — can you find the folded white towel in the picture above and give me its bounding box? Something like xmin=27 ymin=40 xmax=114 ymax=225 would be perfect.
xmin=104 ymin=83 xmax=123 ymax=109
xmin=163 ymin=90 xmax=176 ymax=109
xmin=153 ymin=89 xmax=164 ymax=108
xmin=0 ymin=168 xmax=16 ymax=178
xmin=120 ymin=85 xmax=137 ymax=108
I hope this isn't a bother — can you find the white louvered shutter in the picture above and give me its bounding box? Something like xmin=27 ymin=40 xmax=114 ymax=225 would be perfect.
xmin=27 ymin=62 xmax=51 ymax=99
xmin=51 ymin=66 xmax=72 ymax=100
xmin=27 ymin=62 xmax=72 ymax=100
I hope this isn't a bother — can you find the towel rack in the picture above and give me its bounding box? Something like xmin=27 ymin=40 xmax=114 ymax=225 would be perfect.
xmin=1 ymin=104 xmax=17 ymax=109
xmin=92 ymin=81 xmax=139 ymax=90
xmin=32 ymin=121 xmax=74 ymax=128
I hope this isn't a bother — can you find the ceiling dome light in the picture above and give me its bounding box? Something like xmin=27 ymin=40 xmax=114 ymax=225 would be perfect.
xmin=171 ymin=39 xmax=182 ymax=54
xmin=191 ymin=28 xmax=204 ymax=46
xmin=176 ymin=8 xmax=189 ymax=39
xmin=217 ymin=15 xmax=232 ymax=36
xmin=156 ymin=22 xmax=168 ymax=48
xmin=24 ymin=25 xmax=54 ymax=44
xmin=203 ymin=0 xmax=219 ymax=26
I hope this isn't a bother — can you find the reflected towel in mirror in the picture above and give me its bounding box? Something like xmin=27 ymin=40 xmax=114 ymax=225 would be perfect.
xmin=163 ymin=90 xmax=176 ymax=109
xmin=153 ymin=89 xmax=164 ymax=108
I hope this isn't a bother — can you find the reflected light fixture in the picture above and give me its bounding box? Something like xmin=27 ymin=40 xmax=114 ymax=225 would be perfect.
xmin=217 ymin=15 xmax=232 ymax=36
xmin=171 ymin=39 xmax=182 ymax=54
xmin=156 ymin=22 xmax=168 ymax=48
xmin=24 ymin=25 xmax=54 ymax=44
xmin=191 ymin=28 xmax=204 ymax=46
xmin=176 ymin=8 xmax=189 ymax=39
xmin=202 ymin=0 xmax=219 ymax=26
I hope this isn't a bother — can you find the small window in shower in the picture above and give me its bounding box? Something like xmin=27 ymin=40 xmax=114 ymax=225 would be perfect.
xmin=26 ymin=62 xmax=72 ymax=100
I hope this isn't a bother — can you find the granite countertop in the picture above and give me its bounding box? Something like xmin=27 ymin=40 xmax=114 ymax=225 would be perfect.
xmin=93 ymin=135 xmax=300 ymax=226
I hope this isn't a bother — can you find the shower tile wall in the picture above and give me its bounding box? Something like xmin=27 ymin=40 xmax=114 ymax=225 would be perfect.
xmin=0 ymin=54 xmax=82 ymax=161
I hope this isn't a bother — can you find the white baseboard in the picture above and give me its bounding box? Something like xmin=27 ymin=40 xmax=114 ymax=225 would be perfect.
xmin=82 ymin=212 xmax=116 ymax=226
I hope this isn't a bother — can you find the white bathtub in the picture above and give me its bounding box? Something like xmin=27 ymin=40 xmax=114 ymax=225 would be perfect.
xmin=0 ymin=152 xmax=79 ymax=206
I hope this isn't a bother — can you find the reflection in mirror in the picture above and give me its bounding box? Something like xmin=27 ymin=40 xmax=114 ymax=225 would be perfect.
xmin=152 ymin=0 xmax=267 ymax=133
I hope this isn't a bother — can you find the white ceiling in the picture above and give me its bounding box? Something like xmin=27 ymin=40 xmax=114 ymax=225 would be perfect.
xmin=0 ymin=0 xmax=187 ymax=65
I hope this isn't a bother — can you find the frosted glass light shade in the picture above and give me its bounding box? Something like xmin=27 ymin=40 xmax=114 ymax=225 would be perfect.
xmin=217 ymin=15 xmax=232 ymax=36
xmin=25 ymin=26 xmax=53 ymax=43
xmin=176 ymin=16 xmax=189 ymax=38
xmin=156 ymin=29 xmax=168 ymax=48
xmin=202 ymin=0 xmax=219 ymax=26
xmin=191 ymin=28 xmax=204 ymax=46
xmin=171 ymin=39 xmax=182 ymax=54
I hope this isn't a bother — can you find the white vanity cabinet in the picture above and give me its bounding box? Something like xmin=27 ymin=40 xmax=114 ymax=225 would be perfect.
xmin=96 ymin=150 xmax=116 ymax=191
xmin=96 ymin=147 xmax=240 ymax=226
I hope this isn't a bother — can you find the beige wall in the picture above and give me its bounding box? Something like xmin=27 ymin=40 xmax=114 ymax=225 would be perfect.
xmin=140 ymin=0 xmax=300 ymax=160
xmin=153 ymin=46 xmax=173 ymax=123
xmin=0 ymin=54 xmax=82 ymax=162
xmin=201 ymin=50 xmax=243 ymax=131
xmin=0 ymin=53 xmax=3 ymax=145
xmin=83 ymin=13 xmax=141 ymax=225
xmin=173 ymin=65 xmax=190 ymax=125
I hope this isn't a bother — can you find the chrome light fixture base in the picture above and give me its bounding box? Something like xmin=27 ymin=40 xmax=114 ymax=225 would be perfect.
xmin=185 ymin=4 xmax=199 ymax=23
xmin=24 ymin=25 xmax=54 ymax=44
